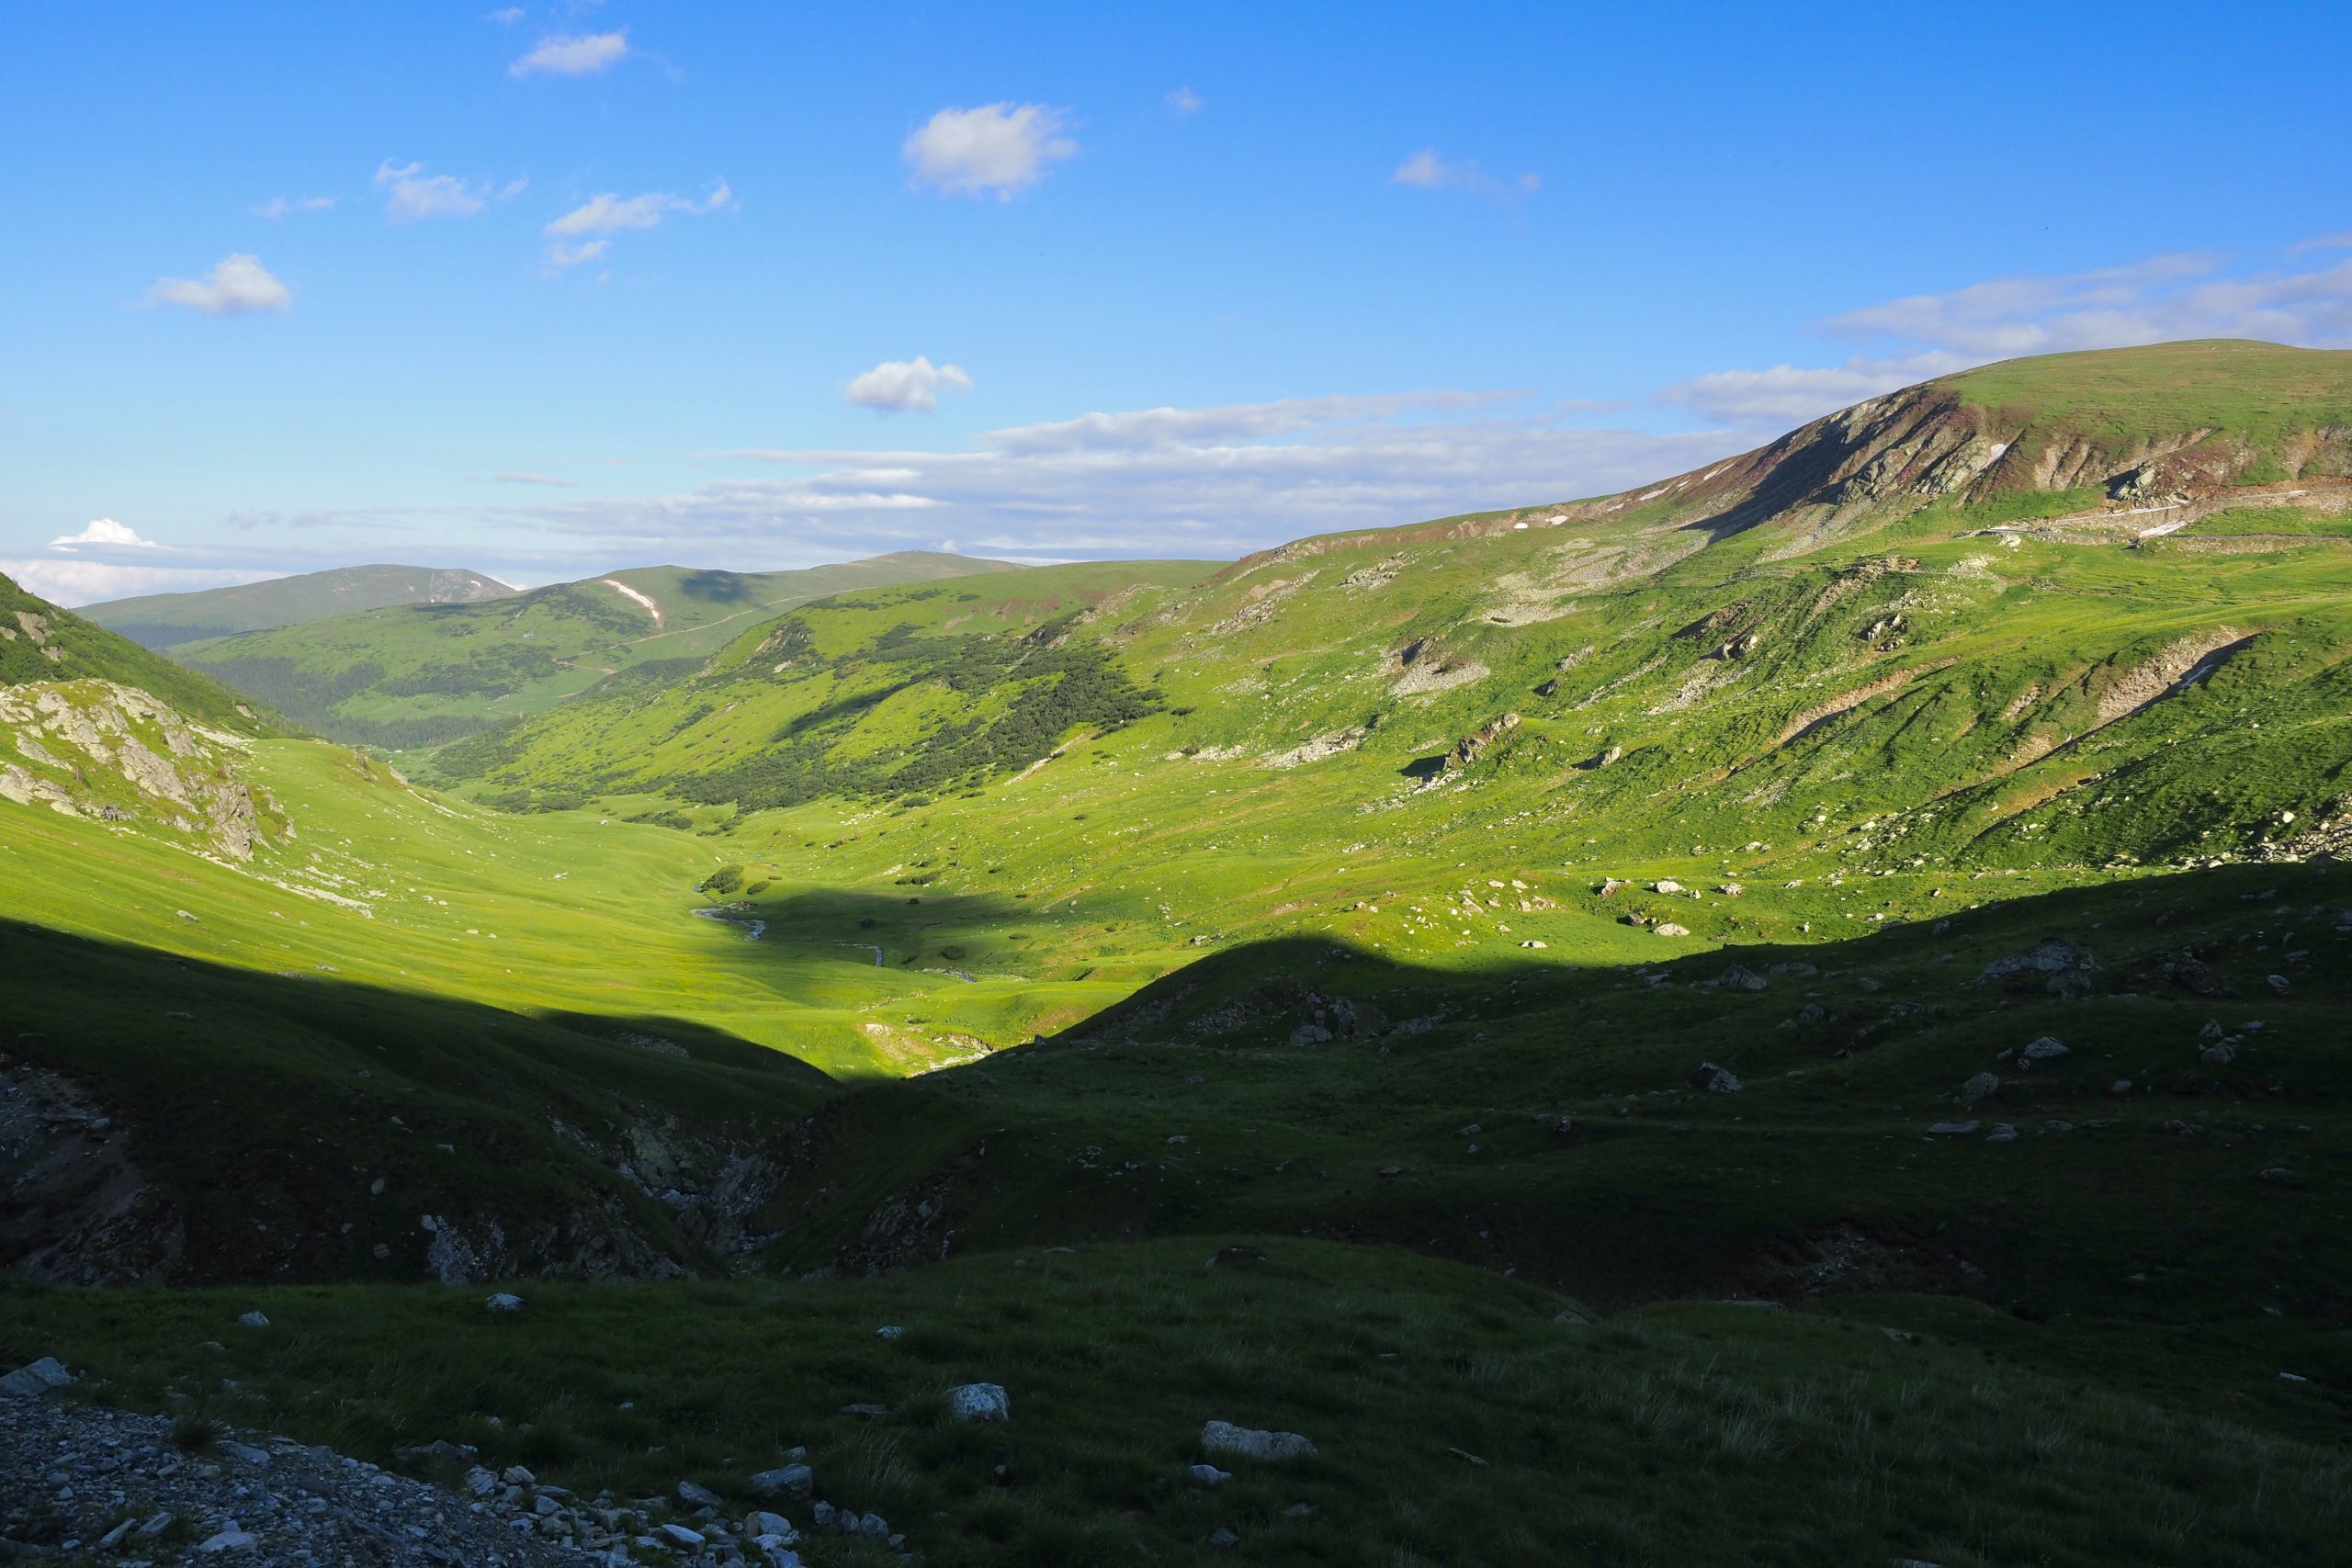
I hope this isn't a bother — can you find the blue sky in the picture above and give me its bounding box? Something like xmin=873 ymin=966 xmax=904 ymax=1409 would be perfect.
xmin=5 ymin=1 xmax=2349 ymax=603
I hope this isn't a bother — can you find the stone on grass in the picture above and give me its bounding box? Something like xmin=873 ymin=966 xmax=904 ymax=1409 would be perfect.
xmin=236 ymin=1311 xmax=269 ymax=1330
xmin=1190 ymin=1463 xmax=1231 ymax=1485
xmin=676 ymin=1479 xmax=723 ymax=1508
xmin=2019 ymin=1036 xmax=2068 ymax=1065
xmin=484 ymin=1292 xmax=525 ymax=1314
xmin=946 ymin=1382 xmax=1010 ymax=1422
xmin=1960 ymin=1072 xmax=1999 ymax=1106
xmin=1984 ymin=1123 xmax=2018 ymax=1144
xmin=1202 ymin=1419 xmax=1317 ymax=1461
xmin=876 ymin=1325 xmax=904 ymax=1340
xmin=1654 ymin=922 xmax=1690 ymax=938
xmin=1690 ymin=1062 xmax=1742 ymax=1093
xmin=1207 ymin=1526 xmax=1241 ymax=1549
xmin=749 ymin=1463 xmax=813 ymax=1500
xmin=0 ymin=1356 xmax=74 ymax=1398
xmin=746 ymin=1510 xmax=796 ymax=1540
xmin=1927 ymin=1121 xmax=1979 ymax=1137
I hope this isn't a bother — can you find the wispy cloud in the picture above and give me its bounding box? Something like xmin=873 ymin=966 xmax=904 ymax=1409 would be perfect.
xmin=1665 ymin=246 xmax=2352 ymax=428
xmin=376 ymin=160 xmax=525 ymax=222
xmin=844 ymin=356 xmax=973 ymax=413
xmin=509 ymin=30 xmax=628 ymax=77
xmin=486 ymin=6 xmax=526 ymax=24
xmin=489 ymin=471 xmax=577 ymax=488
xmin=903 ymin=104 xmax=1077 ymax=199
xmin=0 ymin=560 xmax=278 ymax=607
xmin=49 ymin=518 xmax=166 ymax=552
xmin=1390 ymin=150 xmax=1538 ymax=198
xmin=142 ymin=254 xmax=290 ymax=315
xmin=475 ymin=391 xmax=1738 ymax=568
xmin=543 ymin=180 xmax=732 ymax=266
xmin=1166 ymin=86 xmax=1203 ymax=115
xmin=254 ymin=195 xmax=335 ymax=220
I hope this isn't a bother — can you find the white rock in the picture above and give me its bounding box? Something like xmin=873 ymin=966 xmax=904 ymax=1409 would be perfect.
xmin=746 ymin=1511 xmax=796 ymax=1540
xmin=657 ymin=1522 xmax=706 ymax=1548
xmin=2019 ymin=1036 xmax=2068 ymax=1064
xmin=749 ymin=1463 xmax=812 ymax=1499
xmin=1189 ymin=1463 xmax=1231 ymax=1485
xmin=876 ymin=1325 xmax=903 ymax=1340
xmin=0 ymin=1356 xmax=74 ymax=1397
xmin=945 ymin=1382 xmax=1010 ymax=1421
xmin=197 ymin=1528 xmax=259 ymax=1553
xmin=236 ymin=1310 xmax=270 ymax=1330
xmin=485 ymin=1292 xmax=525 ymax=1314
xmin=676 ymin=1479 xmax=723 ymax=1508
xmin=1201 ymin=1419 xmax=1317 ymax=1461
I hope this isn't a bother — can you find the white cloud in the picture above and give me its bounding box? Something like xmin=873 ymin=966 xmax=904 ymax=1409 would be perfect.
xmin=1656 ymin=354 xmax=1965 ymax=427
xmin=375 ymin=160 xmax=523 ymax=222
xmin=487 ymin=6 xmax=526 ymax=24
xmin=843 ymin=356 xmax=974 ymax=414
xmin=0 ymin=560 xmax=277 ymax=607
xmin=547 ymin=238 xmax=609 ymax=269
xmin=254 ymin=195 xmax=335 ymax=220
xmin=475 ymin=390 xmax=1739 ymax=568
xmin=490 ymin=471 xmax=576 ymax=487
xmin=1167 ymin=86 xmax=1202 ymax=115
xmin=547 ymin=180 xmax=733 ymax=236
xmin=1666 ymin=246 xmax=2352 ymax=430
xmin=2290 ymin=231 xmax=2352 ymax=254
xmin=1390 ymin=150 xmax=1536 ymax=201
xmin=142 ymin=254 xmax=290 ymax=315
xmin=49 ymin=518 xmax=165 ymax=552
xmin=542 ymin=181 xmax=731 ymax=267
xmin=903 ymin=104 xmax=1077 ymax=199
xmin=509 ymin=30 xmax=628 ymax=77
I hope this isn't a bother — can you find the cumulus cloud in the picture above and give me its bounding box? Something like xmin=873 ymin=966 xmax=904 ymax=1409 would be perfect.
xmin=510 ymin=30 xmax=628 ymax=77
xmin=1665 ymin=246 xmax=2352 ymax=429
xmin=843 ymin=356 xmax=974 ymax=413
xmin=49 ymin=518 xmax=165 ymax=552
xmin=254 ymin=195 xmax=334 ymax=220
xmin=142 ymin=254 xmax=290 ymax=315
xmin=0 ymin=560 xmax=278 ymax=607
xmin=903 ymin=104 xmax=1077 ymax=199
xmin=1167 ymin=86 xmax=1202 ymax=114
xmin=1390 ymin=150 xmax=1538 ymax=200
xmin=376 ymin=160 xmax=524 ymax=222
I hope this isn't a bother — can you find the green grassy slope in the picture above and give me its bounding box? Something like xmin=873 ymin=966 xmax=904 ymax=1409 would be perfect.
xmin=6 ymin=342 xmax=2352 ymax=1565
xmin=2 ymin=571 xmax=279 ymax=735
xmin=78 ymin=564 xmax=514 ymax=649
xmin=174 ymin=552 xmax=1020 ymax=749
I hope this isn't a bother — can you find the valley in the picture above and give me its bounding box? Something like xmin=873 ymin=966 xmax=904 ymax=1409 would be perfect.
xmin=5 ymin=342 xmax=2351 ymax=1566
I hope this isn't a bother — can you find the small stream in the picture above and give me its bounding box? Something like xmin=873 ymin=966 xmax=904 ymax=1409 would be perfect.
xmin=692 ymin=907 xmax=766 ymax=941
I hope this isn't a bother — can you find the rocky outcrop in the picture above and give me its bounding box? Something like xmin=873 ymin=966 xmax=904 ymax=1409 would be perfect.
xmin=0 ymin=679 xmax=280 ymax=859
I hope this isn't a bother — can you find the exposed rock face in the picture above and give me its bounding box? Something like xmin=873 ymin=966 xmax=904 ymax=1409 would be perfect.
xmin=0 ymin=679 xmax=279 ymax=860
xmin=0 ymin=1059 xmax=184 ymax=1284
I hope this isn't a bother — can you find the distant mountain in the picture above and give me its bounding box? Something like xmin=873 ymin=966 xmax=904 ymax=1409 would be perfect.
xmin=80 ymin=564 xmax=514 ymax=650
xmin=174 ymin=551 xmax=1021 ymax=750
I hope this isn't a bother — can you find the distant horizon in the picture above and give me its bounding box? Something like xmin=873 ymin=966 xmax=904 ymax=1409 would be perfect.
xmin=5 ymin=5 xmax=2346 ymax=603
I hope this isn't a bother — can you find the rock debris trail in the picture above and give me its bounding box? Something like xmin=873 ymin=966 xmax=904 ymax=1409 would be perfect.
xmin=0 ymin=1388 xmax=578 ymax=1566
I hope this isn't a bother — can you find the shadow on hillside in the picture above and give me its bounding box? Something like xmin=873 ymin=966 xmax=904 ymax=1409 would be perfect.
xmin=724 ymin=886 xmax=1051 ymax=972
xmin=674 ymin=570 xmax=755 ymax=604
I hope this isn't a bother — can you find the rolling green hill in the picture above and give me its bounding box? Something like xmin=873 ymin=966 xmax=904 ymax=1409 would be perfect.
xmin=6 ymin=342 xmax=2351 ymax=1566
xmin=79 ymin=563 xmax=514 ymax=650
xmin=175 ymin=551 xmax=1022 ymax=749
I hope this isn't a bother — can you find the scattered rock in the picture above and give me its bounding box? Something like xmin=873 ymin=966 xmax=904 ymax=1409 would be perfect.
xmin=1207 ymin=1526 xmax=1241 ymax=1549
xmin=1202 ymin=1419 xmax=1317 ymax=1461
xmin=1189 ymin=1463 xmax=1231 ymax=1485
xmin=1927 ymin=1122 xmax=1980 ymax=1137
xmin=1960 ymin=1072 xmax=2000 ymax=1106
xmin=1690 ymin=1062 xmax=1742 ymax=1093
xmin=235 ymin=1310 xmax=269 ymax=1330
xmin=876 ymin=1325 xmax=904 ymax=1340
xmin=1654 ymin=921 xmax=1690 ymax=938
xmin=749 ymin=1462 xmax=813 ymax=1500
xmin=0 ymin=1356 xmax=74 ymax=1397
xmin=677 ymin=1479 xmax=724 ymax=1508
xmin=1984 ymin=1123 xmax=2018 ymax=1144
xmin=2018 ymin=1036 xmax=2068 ymax=1066
xmin=1716 ymin=964 xmax=1766 ymax=991
xmin=946 ymin=1382 xmax=1010 ymax=1422
xmin=484 ymin=1292 xmax=525 ymax=1314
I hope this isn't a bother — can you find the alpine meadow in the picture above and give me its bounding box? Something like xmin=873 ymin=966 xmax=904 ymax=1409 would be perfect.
xmin=4 ymin=8 xmax=2351 ymax=1567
